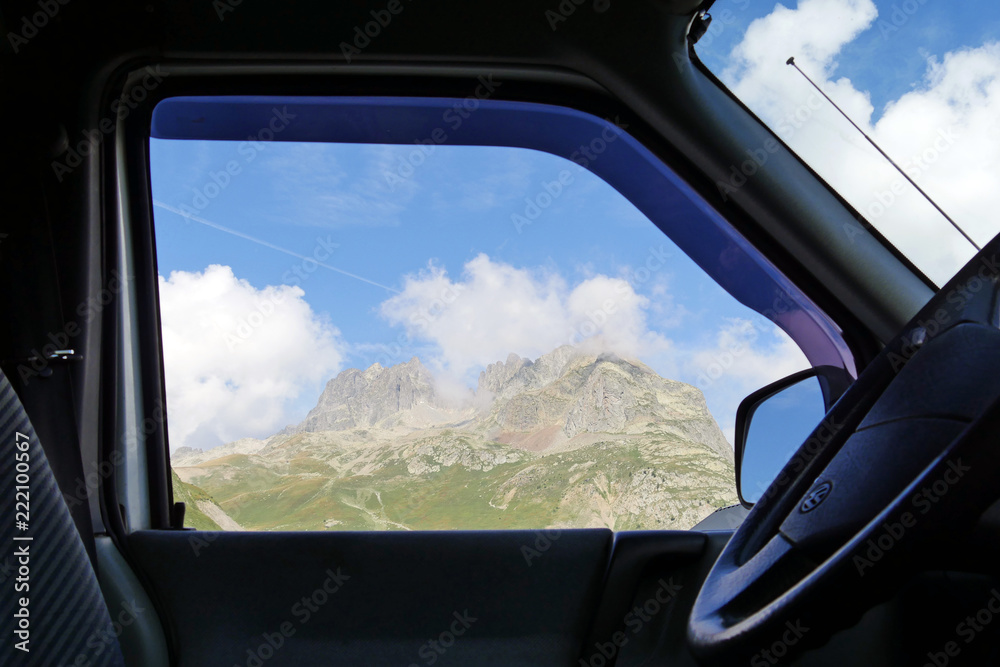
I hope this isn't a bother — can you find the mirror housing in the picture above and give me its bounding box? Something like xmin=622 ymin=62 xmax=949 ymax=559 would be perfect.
xmin=735 ymin=366 xmax=852 ymax=507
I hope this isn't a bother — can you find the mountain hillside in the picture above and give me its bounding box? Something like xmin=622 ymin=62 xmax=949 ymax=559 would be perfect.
xmin=170 ymin=470 xmax=224 ymax=531
xmin=478 ymin=348 xmax=732 ymax=459
xmin=173 ymin=346 xmax=737 ymax=531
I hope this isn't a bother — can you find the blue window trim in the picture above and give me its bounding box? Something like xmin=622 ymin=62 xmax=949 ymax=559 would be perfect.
xmin=151 ymin=96 xmax=855 ymax=377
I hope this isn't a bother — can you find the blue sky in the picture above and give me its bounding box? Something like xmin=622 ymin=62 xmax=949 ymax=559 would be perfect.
xmin=699 ymin=1 xmax=999 ymax=121
xmin=152 ymin=142 xmax=696 ymax=352
xmin=150 ymin=0 xmax=1000 ymax=454
xmin=701 ymin=0 xmax=1000 ymax=281
xmin=150 ymin=139 xmax=806 ymax=451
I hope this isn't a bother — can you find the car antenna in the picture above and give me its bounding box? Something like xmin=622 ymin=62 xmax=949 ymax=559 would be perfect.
xmin=786 ymin=56 xmax=980 ymax=251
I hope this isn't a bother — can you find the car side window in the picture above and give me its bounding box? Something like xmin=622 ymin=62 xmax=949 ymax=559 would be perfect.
xmin=149 ymin=98 xmax=835 ymax=531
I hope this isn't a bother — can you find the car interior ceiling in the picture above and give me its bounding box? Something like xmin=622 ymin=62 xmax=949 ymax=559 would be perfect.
xmin=1 ymin=0 xmax=998 ymax=666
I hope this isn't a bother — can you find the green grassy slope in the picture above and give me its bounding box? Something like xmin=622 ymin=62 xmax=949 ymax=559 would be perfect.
xmin=175 ymin=429 xmax=736 ymax=532
xmin=170 ymin=470 xmax=223 ymax=530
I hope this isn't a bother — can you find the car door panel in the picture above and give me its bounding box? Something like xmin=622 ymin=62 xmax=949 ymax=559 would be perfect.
xmin=128 ymin=529 xmax=613 ymax=666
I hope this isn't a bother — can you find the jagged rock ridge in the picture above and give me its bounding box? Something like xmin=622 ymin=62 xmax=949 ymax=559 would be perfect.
xmin=289 ymin=357 xmax=444 ymax=433
xmin=477 ymin=347 xmax=732 ymax=460
xmin=173 ymin=346 xmax=737 ymax=532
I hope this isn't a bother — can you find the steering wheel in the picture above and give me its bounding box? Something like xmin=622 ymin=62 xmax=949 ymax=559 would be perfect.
xmin=687 ymin=245 xmax=1000 ymax=665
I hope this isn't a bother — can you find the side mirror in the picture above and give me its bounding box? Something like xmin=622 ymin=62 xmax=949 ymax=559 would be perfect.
xmin=735 ymin=366 xmax=852 ymax=506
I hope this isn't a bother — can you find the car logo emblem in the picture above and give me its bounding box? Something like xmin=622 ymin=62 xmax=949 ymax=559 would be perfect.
xmin=800 ymin=482 xmax=832 ymax=513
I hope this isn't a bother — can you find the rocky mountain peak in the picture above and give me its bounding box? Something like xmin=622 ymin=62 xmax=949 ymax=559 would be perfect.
xmin=479 ymin=347 xmax=732 ymax=461
xmin=478 ymin=353 xmax=532 ymax=395
xmin=477 ymin=345 xmax=591 ymax=401
xmin=283 ymin=346 xmax=730 ymax=463
xmin=290 ymin=356 xmax=440 ymax=433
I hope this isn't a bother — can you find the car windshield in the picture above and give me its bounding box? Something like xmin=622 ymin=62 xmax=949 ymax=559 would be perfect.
xmin=696 ymin=0 xmax=1000 ymax=286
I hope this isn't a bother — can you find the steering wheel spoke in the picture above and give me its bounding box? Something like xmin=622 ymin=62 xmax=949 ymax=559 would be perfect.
xmin=719 ymin=533 xmax=816 ymax=622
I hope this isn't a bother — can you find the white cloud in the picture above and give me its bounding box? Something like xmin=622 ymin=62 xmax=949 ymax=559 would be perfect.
xmin=684 ymin=318 xmax=810 ymax=442
xmin=157 ymin=258 xmax=813 ymax=451
xmin=722 ymin=0 xmax=1000 ymax=282
xmin=692 ymin=318 xmax=808 ymax=385
xmin=376 ymin=254 xmax=810 ymax=444
xmin=159 ymin=265 xmax=345 ymax=451
xmin=378 ymin=254 xmax=671 ymax=382
xmin=726 ymin=0 xmax=878 ymax=101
